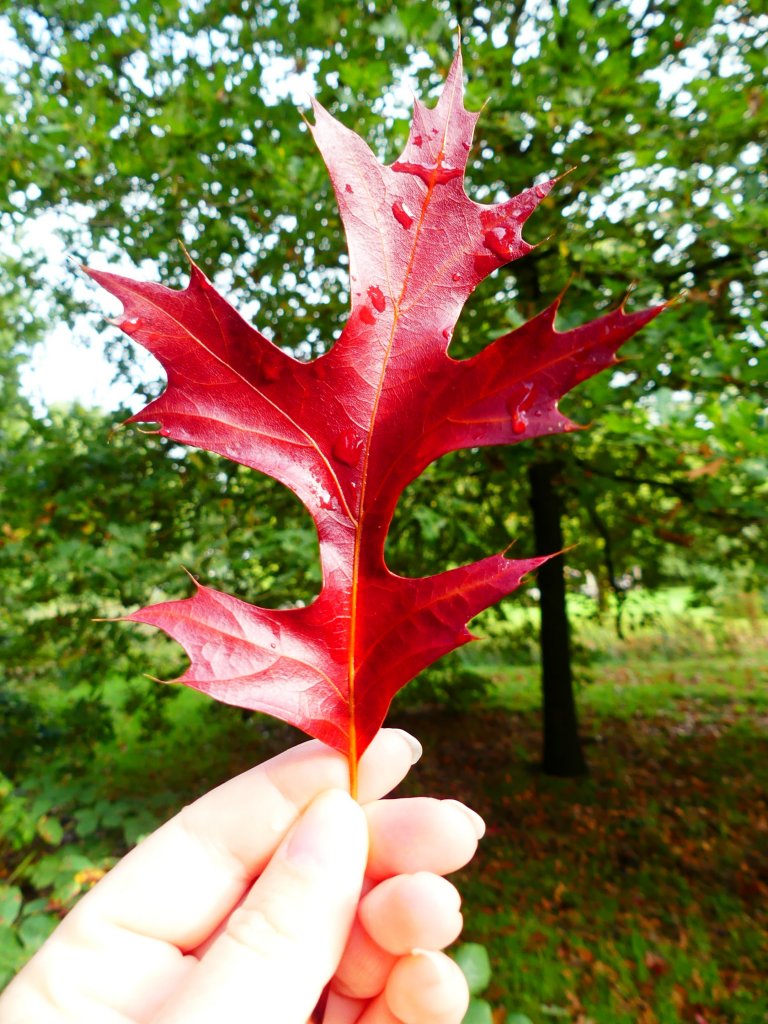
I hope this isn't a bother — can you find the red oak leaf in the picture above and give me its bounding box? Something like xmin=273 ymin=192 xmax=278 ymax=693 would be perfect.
xmin=87 ymin=51 xmax=664 ymax=788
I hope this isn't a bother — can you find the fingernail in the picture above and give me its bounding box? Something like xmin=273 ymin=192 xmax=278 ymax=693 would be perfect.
xmin=389 ymin=728 xmax=423 ymax=765
xmin=444 ymin=799 xmax=486 ymax=839
xmin=411 ymin=948 xmax=450 ymax=983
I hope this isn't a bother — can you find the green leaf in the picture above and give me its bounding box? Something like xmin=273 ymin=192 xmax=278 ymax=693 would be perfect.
xmin=36 ymin=814 xmax=64 ymax=846
xmin=28 ymin=851 xmax=94 ymax=892
xmin=17 ymin=912 xmax=57 ymax=951
xmin=462 ymin=997 xmax=494 ymax=1024
xmin=74 ymin=806 xmax=101 ymax=838
xmin=0 ymin=884 xmax=22 ymax=926
xmin=122 ymin=811 xmax=161 ymax=847
xmin=507 ymin=1015 xmax=535 ymax=1024
xmin=0 ymin=923 xmax=24 ymax=981
xmin=453 ymin=942 xmax=492 ymax=995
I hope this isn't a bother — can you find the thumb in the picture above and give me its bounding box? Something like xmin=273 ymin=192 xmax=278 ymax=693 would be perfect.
xmin=153 ymin=789 xmax=368 ymax=1024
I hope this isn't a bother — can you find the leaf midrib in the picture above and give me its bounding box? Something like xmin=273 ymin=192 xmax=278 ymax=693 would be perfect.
xmin=346 ymin=70 xmax=465 ymax=773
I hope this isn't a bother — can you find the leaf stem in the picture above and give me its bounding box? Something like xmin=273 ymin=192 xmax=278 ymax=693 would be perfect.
xmin=348 ymin=733 xmax=358 ymax=800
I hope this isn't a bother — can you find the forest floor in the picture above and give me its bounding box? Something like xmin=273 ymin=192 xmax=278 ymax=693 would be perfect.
xmin=391 ymin=653 xmax=768 ymax=1024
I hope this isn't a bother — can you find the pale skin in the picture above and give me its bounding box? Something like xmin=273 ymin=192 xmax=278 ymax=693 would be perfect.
xmin=0 ymin=729 xmax=484 ymax=1024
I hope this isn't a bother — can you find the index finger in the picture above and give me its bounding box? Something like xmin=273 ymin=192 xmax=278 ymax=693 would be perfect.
xmin=73 ymin=728 xmax=420 ymax=949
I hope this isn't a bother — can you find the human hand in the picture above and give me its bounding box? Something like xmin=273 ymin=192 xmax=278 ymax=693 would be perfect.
xmin=0 ymin=729 xmax=484 ymax=1023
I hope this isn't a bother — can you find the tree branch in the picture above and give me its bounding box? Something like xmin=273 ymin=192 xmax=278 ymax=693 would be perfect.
xmin=584 ymin=499 xmax=627 ymax=638
xmin=572 ymin=457 xmax=695 ymax=501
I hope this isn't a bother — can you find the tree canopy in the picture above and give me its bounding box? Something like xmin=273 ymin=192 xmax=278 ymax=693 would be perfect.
xmin=1 ymin=1 xmax=766 ymax=713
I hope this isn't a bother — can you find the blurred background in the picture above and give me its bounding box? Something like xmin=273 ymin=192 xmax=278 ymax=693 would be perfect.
xmin=1 ymin=2 xmax=766 ymax=1020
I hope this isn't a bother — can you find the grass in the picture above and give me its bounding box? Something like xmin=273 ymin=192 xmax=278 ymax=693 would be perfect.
xmin=487 ymin=652 xmax=768 ymax=720
xmin=2 ymin=601 xmax=767 ymax=1020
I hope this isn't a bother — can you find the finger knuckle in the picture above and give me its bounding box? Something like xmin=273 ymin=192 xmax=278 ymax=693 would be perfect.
xmin=225 ymin=903 xmax=297 ymax=957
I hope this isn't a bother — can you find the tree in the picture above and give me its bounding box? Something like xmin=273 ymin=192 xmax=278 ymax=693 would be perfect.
xmin=1 ymin=1 xmax=765 ymax=773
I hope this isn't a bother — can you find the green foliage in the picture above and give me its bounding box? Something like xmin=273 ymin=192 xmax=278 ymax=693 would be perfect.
xmin=455 ymin=941 xmax=493 ymax=993
xmin=0 ymin=770 xmax=95 ymax=986
xmin=393 ymin=657 xmax=494 ymax=713
xmin=462 ymin=999 xmax=494 ymax=1024
xmin=0 ymin=2 xmax=765 ymax=722
xmin=1 ymin=2 xmax=764 ymax=570
xmin=0 ymin=667 xmax=304 ymax=991
xmin=0 ymin=741 xmax=181 ymax=989
xmin=0 ymin=397 xmax=320 ymax=749
xmin=454 ymin=941 xmax=494 ymax=1024
xmin=0 ymin=686 xmax=59 ymax=777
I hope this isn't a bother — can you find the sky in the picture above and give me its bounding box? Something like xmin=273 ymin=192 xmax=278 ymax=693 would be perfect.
xmin=17 ymin=213 xmax=158 ymax=416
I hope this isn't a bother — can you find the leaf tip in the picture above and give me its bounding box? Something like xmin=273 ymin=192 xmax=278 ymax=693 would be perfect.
xmin=178 ymin=245 xmax=212 ymax=289
xmin=447 ymin=32 xmax=464 ymax=80
xmin=435 ymin=35 xmax=476 ymax=118
xmin=180 ymin=565 xmax=203 ymax=589
xmin=554 ymin=272 xmax=577 ymax=309
xmin=66 ymin=253 xmax=90 ymax=278
xmin=144 ymin=671 xmax=175 ymax=685
xmin=619 ymin=280 xmax=638 ymax=311
xmin=531 ymin=229 xmax=557 ymax=254
xmin=105 ymin=421 xmax=127 ymax=446
xmin=305 ymin=96 xmax=332 ymax=130
xmin=554 ymin=165 xmax=578 ymax=186
xmin=513 ymin=552 xmax=559 ymax=578
xmin=563 ymin=417 xmax=590 ymax=434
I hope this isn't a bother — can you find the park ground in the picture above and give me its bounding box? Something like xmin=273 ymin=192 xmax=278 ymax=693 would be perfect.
xmin=1 ymin=592 xmax=767 ymax=1023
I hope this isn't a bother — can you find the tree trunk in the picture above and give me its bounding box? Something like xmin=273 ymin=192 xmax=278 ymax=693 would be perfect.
xmin=528 ymin=460 xmax=588 ymax=777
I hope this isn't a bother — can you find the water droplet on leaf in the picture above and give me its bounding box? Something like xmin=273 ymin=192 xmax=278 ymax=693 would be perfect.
xmin=359 ymin=306 xmax=376 ymax=325
xmin=345 ymin=183 xmax=354 ymax=193
xmin=318 ymin=487 xmax=336 ymax=510
xmin=511 ymin=410 xmax=528 ymax=434
xmin=368 ymin=285 xmax=386 ymax=312
xmin=473 ymin=252 xmax=499 ymax=276
xmin=392 ymin=200 xmax=414 ymax=229
xmin=507 ymin=382 xmax=536 ymax=435
xmin=333 ymin=428 xmax=364 ymax=467
xmin=392 ymin=160 xmax=462 ymax=185
xmin=483 ymin=226 xmax=517 ymax=260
